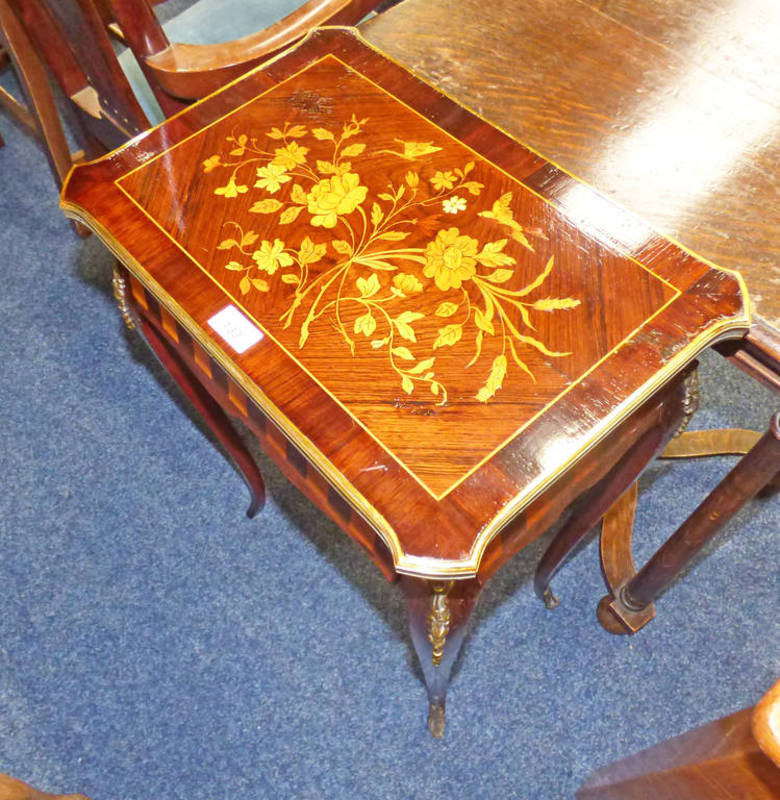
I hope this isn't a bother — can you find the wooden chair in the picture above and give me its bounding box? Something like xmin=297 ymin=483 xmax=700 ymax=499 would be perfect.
xmin=107 ymin=0 xmax=399 ymax=123
xmin=576 ymin=678 xmax=780 ymax=799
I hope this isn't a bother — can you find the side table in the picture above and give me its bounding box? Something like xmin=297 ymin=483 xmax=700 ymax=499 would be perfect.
xmin=61 ymin=27 xmax=749 ymax=735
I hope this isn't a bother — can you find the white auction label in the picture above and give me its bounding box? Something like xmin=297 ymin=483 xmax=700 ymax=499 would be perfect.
xmin=207 ymin=305 xmax=264 ymax=354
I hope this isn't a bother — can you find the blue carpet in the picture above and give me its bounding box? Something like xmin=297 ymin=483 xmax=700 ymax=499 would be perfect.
xmin=0 ymin=97 xmax=777 ymax=799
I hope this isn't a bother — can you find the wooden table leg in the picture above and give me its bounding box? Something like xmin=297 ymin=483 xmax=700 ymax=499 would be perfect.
xmin=399 ymin=575 xmax=482 ymax=738
xmin=139 ymin=316 xmax=266 ymax=518
xmin=600 ymin=412 xmax=780 ymax=634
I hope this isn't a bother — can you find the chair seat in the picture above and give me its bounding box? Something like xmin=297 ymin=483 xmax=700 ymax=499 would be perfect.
xmin=118 ymin=0 xmax=305 ymax=125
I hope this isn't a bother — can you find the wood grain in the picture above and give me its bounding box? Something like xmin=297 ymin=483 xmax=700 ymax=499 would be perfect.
xmin=363 ymin=0 xmax=780 ymax=329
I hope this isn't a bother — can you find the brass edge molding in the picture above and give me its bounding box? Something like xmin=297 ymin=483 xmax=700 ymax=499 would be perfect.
xmin=60 ymin=200 xmax=404 ymax=570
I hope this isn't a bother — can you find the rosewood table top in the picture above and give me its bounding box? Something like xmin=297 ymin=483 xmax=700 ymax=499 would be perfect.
xmin=61 ymin=27 xmax=749 ymax=579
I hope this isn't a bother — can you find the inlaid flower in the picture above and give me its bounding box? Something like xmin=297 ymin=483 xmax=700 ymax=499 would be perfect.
xmin=442 ymin=195 xmax=467 ymax=214
xmin=392 ymin=273 xmax=424 ymax=295
xmin=430 ymin=170 xmax=455 ymax=191
xmin=423 ymin=228 xmax=479 ymax=291
xmin=307 ymin=172 xmax=368 ymax=229
xmin=271 ymin=142 xmax=310 ymax=170
xmin=213 ymin=177 xmax=248 ymax=198
xmin=202 ymin=154 xmax=221 ymax=173
xmin=254 ymin=163 xmax=292 ymax=193
xmin=252 ymin=239 xmax=294 ymax=274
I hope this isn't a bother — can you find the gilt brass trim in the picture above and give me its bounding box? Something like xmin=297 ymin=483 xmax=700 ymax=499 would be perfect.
xmin=427 ymin=581 xmax=454 ymax=666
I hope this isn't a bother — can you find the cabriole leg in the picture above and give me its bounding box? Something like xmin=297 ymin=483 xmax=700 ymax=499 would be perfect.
xmin=399 ymin=575 xmax=481 ymax=738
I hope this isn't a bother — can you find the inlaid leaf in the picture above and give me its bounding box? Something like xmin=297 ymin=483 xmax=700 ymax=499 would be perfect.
xmin=477 ymin=240 xmax=516 ymax=267
xmin=391 ymin=346 xmax=415 ymax=361
xmin=316 ymin=160 xmax=338 ymax=175
xmin=370 ymin=338 xmax=388 ymax=349
xmin=509 ymin=340 xmax=536 ymax=381
xmin=267 ymin=127 xmax=285 ymax=140
xmin=376 ymin=231 xmax=409 ymax=241
xmin=435 ymin=302 xmax=459 ymax=318
xmin=408 ymin=357 xmax=435 ymax=375
xmin=515 ymin=333 xmax=570 ymax=357
xmin=224 ymin=261 xmax=244 ymax=271
xmin=239 ymin=276 xmax=251 ymax=295
xmin=250 ymin=278 xmax=269 ymax=292
xmin=405 ymin=171 xmax=419 ymax=188
xmin=430 ymin=382 xmax=440 ymax=396
xmin=371 ymin=202 xmax=383 ymax=226
xmin=393 ymin=311 xmax=423 ymax=342
xmin=291 ymin=184 xmax=308 ymax=205
xmin=511 ymin=227 xmax=534 ymax=252
xmin=299 ymin=236 xmax=326 ymax=265
xmin=401 ymin=375 xmax=414 ymax=394
xmin=332 ymin=240 xmax=353 ymax=256
xmin=466 ymin=330 xmax=484 ymax=368
xmin=312 ymin=127 xmax=335 ymax=141
xmin=341 ymin=143 xmax=366 ymax=157
xmin=517 ymin=256 xmax=555 ymax=296
xmin=462 ymin=180 xmax=484 ymax=196
xmin=464 ymin=161 xmax=475 ymax=174
xmin=474 ymin=309 xmax=495 ymax=335
xmin=530 ymin=297 xmax=581 ymax=311
xmin=241 ymin=231 xmax=259 ymax=248
xmin=484 ymin=268 xmax=514 ymax=283
xmin=286 ymin=125 xmax=307 ymax=138
xmin=218 ymin=238 xmax=238 ymax=250
xmin=476 ymin=354 xmax=507 ymax=402
xmin=279 ymin=205 xmax=304 ymax=224
xmin=354 ymin=311 xmax=376 ymax=337
xmin=356 ymin=274 xmax=380 ymax=298
xmin=281 ymin=274 xmax=299 ymax=285
xmin=433 ymin=323 xmax=463 ymax=349
xmin=250 ymin=198 xmax=283 ymax=214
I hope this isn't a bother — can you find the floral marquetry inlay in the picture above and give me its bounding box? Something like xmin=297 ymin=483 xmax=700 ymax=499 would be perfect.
xmin=203 ymin=116 xmax=581 ymax=405
xmin=115 ymin=54 xmax=680 ymax=497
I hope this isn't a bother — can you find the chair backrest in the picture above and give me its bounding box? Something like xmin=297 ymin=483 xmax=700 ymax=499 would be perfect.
xmin=108 ymin=0 xmax=391 ymax=105
xmin=10 ymin=0 xmax=149 ymax=150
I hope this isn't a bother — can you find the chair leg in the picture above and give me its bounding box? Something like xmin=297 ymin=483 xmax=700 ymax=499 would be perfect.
xmin=533 ymin=389 xmax=684 ymax=609
xmin=139 ymin=315 xmax=266 ymax=518
xmin=600 ymin=412 xmax=780 ymax=634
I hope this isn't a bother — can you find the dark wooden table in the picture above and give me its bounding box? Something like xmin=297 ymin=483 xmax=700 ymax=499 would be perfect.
xmin=61 ymin=27 xmax=751 ymax=735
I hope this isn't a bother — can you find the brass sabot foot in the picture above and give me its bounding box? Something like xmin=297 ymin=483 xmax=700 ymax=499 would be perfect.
xmin=428 ymin=703 xmax=446 ymax=738
xmin=542 ymin=587 xmax=560 ymax=609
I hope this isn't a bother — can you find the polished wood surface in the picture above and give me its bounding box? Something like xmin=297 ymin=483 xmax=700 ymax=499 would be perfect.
xmin=61 ymin=27 xmax=748 ymax=579
xmin=363 ymin=0 xmax=780 ymax=331
xmin=0 ymin=773 xmax=87 ymax=800
xmin=577 ymin=696 xmax=780 ymax=799
xmin=754 ymin=678 xmax=780 ymax=768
